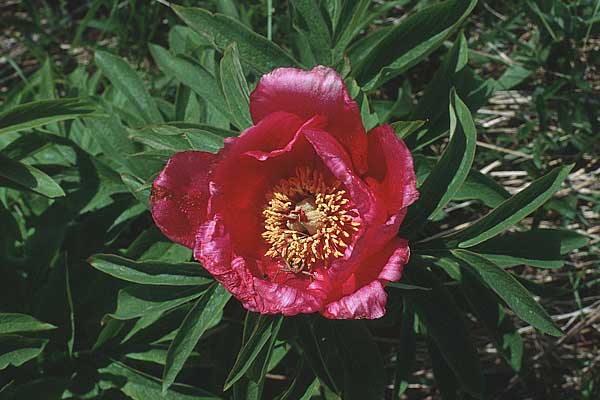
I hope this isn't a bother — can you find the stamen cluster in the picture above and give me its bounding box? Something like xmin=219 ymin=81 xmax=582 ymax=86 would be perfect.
xmin=262 ymin=167 xmax=360 ymax=274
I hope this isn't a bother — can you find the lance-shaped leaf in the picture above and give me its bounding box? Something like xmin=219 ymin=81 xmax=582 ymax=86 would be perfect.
xmin=149 ymin=44 xmax=231 ymax=123
xmin=95 ymin=51 xmax=163 ymax=124
xmin=0 ymin=98 xmax=97 ymax=135
xmin=100 ymin=360 xmax=220 ymax=399
xmin=220 ymin=43 xmax=252 ymax=129
xmin=277 ymin=361 xmax=319 ymax=400
xmin=355 ymin=0 xmax=477 ymax=90
xmin=224 ymin=315 xmax=282 ymax=390
xmin=401 ymin=90 xmax=476 ymax=235
xmin=459 ymin=265 xmax=524 ymax=371
xmin=294 ymin=317 xmax=385 ymax=399
xmin=332 ymin=0 xmax=372 ymax=60
xmin=163 ymin=284 xmax=231 ymax=393
xmin=413 ymin=154 xmax=510 ymax=208
xmin=292 ymin=0 xmax=332 ymax=65
xmin=391 ymin=120 xmax=426 ymax=139
xmin=0 ymin=314 xmax=56 ymax=334
xmin=471 ymin=229 xmax=589 ymax=268
xmin=453 ymin=165 xmax=574 ymax=248
xmin=232 ymin=316 xmax=285 ymax=400
xmin=89 ymin=254 xmax=213 ymax=286
xmin=406 ymin=33 xmax=495 ymax=150
xmin=109 ymin=285 xmax=206 ymax=320
xmin=0 ymin=335 xmax=48 ymax=370
xmin=403 ymin=261 xmax=484 ymax=397
xmin=428 ymin=339 xmax=460 ymax=400
xmin=335 ymin=321 xmax=385 ymax=400
xmin=453 ymin=249 xmax=562 ymax=337
xmin=172 ymin=5 xmax=300 ymax=74
xmin=392 ymin=301 xmax=416 ymax=398
xmin=294 ymin=317 xmax=342 ymax=394
xmin=0 ymin=155 xmax=65 ymax=198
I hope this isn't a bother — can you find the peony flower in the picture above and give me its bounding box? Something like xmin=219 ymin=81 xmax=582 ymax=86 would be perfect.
xmin=150 ymin=66 xmax=418 ymax=319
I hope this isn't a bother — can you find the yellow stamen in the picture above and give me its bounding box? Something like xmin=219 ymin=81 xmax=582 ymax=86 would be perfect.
xmin=262 ymin=167 xmax=360 ymax=274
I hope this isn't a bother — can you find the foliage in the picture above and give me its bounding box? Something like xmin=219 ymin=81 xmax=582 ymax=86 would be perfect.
xmin=0 ymin=0 xmax=597 ymax=399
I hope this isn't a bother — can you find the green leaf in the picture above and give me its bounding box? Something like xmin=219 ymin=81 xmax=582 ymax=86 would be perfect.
xmin=184 ymin=129 xmax=229 ymax=152
xmin=453 ymin=165 xmax=574 ymax=248
xmin=347 ymin=27 xmax=391 ymax=70
xmin=391 ymin=120 xmax=426 ymax=139
xmin=0 ymin=335 xmax=48 ymax=370
xmin=356 ymin=0 xmax=477 ymax=90
xmin=334 ymin=321 xmax=385 ymax=400
xmin=388 ymin=282 xmax=431 ymax=291
xmin=175 ymin=84 xmax=192 ymax=121
xmin=472 ymin=229 xmax=588 ymax=268
xmin=130 ymin=124 xmax=229 ymax=153
xmin=392 ymin=301 xmax=416 ymax=398
xmin=413 ymin=155 xmax=510 ymax=208
xmin=95 ymin=50 xmax=163 ymax=124
xmin=452 ymin=249 xmax=562 ymax=336
xmin=332 ymin=0 xmax=371 ymax=60
xmin=89 ymin=254 xmax=212 ymax=286
xmin=428 ymin=339 xmax=460 ymax=400
xmin=294 ymin=317 xmax=342 ymax=394
xmin=233 ymin=315 xmax=285 ymax=400
xmin=453 ymin=169 xmax=510 ymax=208
xmin=496 ymin=64 xmax=534 ymax=90
xmin=292 ymin=0 xmax=332 ymax=65
xmin=220 ymin=43 xmax=253 ymax=130
xmin=459 ymin=265 xmax=523 ymax=371
xmin=277 ymin=363 xmax=319 ymax=400
xmin=0 ymin=314 xmax=56 ymax=334
xmin=412 ymin=33 xmax=469 ymax=121
xmin=110 ymin=285 xmax=206 ymax=320
xmin=0 ymin=378 xmax=68 ymax=400
xmin=224 ymin=315 xmax=281 ymax=390
xmin=163 ymin=284 xmax=231 ymax=393
xmin=84 ymin=116 xmax=146 ymax=178
xmin=65 ymin=263 xmax=75 ymax=357
xmin=407 ymin=32 xmax=495 ymax=150
xmin=148 ymin=44 xmax=230 ymax=123
xmin=401 ymin=90 xmax=476 ymax=234
xmin=403 ymin=262 xmax=484 ymax=397
xmin=126 ymin=346 xmax=207 ymax=367
xmin=121 ymin=173 xmax=151 ymax=209
xmin=294 ymin=317 xmax=385 ymax=399
xmin=0 ymin=155 xmax=65 ymax=198
xmin=100 ymin=361 xmax=220 ymax=399
xmin=0 ymin=98 xmax=97 ymax=135
xmin=172 ymin=5 xmax=300 ymax=74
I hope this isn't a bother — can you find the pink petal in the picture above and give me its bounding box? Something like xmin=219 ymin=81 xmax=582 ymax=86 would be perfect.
xmin=252 ymin=278 xmax=325 ymax=315
xmin=366 ymin=125 xmax=419 ymax=214
xmin=195 ymin=214 xmax=325 ymax=315
xmin=250 ymin=66 xmax=368 ymax=172
xmin=208 ymin=112 xmax=319 ymax=258
xmin=377 ymin=238 xmax=410 ymax=282
xmin=322 ymin=238 xmax=410 ymax=319
xmin=322 ymin=280 xmax=387 ymax=319
xmin=195 ymin=215 xmax=259 ymax=310
xmin=303 ymin=129 xmax=374 ymax=217
xmin=304 ymin=128 xmax=391 ymax=279
xmin=150 ymin=151 xmax=218 ymax=248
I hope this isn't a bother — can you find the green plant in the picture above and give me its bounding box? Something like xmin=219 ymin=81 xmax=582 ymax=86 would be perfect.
xmin=0 ymin=1 xmax=596 ymax=398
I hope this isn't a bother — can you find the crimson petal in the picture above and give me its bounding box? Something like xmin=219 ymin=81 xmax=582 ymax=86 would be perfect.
xmin=150 ymin=151 xmax=218 ymax=248
xmin=250 ymin=66 xmax=369 ymax=172
xmin=366 ymin=125 xmax=419 ymax=214
xmin=322 ymin=238 xmax=410 ymax=319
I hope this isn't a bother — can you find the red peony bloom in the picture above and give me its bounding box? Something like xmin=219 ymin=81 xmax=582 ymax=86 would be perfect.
xmin=150 ymin=66 xmax=418 ymax=319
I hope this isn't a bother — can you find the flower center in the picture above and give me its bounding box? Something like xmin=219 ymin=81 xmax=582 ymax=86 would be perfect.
xmin=262 ymin=167 xmax=360 ymax=274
